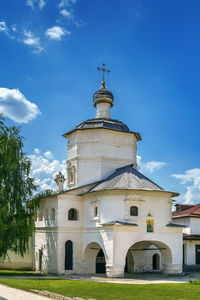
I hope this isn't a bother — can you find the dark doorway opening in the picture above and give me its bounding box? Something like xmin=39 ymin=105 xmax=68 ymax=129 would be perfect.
xmin=39 ymin=250 xmax=43 ymax=271
xmin=125 ymin=256 xmax=128 ymax=272
xmin=65 ymin=240 xmax=73 ymax=270
xmin=152 ymin=254 xmax=160 ymax=270
xmin=96 ymin=249 xmax=106 ymax=273
xmin=196 ymin=245 xmax=200 ymax=264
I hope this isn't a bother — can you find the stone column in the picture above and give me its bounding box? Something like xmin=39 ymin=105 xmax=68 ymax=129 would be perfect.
xmin=96 ymin=102 xmax=111 ymax=119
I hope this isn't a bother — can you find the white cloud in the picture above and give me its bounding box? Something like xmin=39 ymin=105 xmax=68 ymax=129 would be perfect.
xmin=34 ymin=148 xmax=41 ymax=154
xmin=137 ymin=155 xmax=168 ymax=173
xmin=11 ymin=24 xmax=17 ymax=32
xmin=60 ymin=9 xmax=71 ymax=18
xmin=26 ymin=0 xmax=35 ymax=9
xmin=39 ymin=0 xmax=46 ymax=10
xmin=0 ymin=21 xmax=8 ymax=33
xmin=28 ymin=149 xmax=66 ymax=191
xmin=23 ymin=30 xmax=43 ymax=53
xmin=23 ymin=31 xmax=39 ymax=45
xmin=0 ymin=23 xmax=44 ymax=54
xmin=59 ymin=0 xmax=76 ymax=8
xmin=74 ymin=20 xmax=85 ymax=28
xmin=0 ymin=88 xmax=41 ymax=123
xmin=172 ymin=168 xmax=200 ymax=204
xmin=26 ymin=0 xmax=46 ymax=11
xmin=45 ymin=26 xmax=70 ymax=40
xmin=1 ymin=0 xmax=81 ymax=54
xmin=44 ymin=151 xmax=54 ymax=159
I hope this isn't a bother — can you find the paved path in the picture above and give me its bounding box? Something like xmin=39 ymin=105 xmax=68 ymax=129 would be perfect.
xmin=62 ymin=272 xmax=199 ymax=284
xmin=0 ymin=272 xmax=199 ymax=284
xmin=0 ymin=273 xmax=198 ymax=300
xmin=0 ymin=284 xmax=50 ymax=300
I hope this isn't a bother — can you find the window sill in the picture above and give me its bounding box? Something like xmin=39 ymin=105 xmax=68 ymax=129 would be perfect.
xmin=125 ymin=216 xmax=138 ymax=221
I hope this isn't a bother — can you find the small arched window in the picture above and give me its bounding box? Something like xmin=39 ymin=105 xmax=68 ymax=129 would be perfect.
xmin=68 ymin=208 xmax=78 ymax=221
xmin=51 ymin=208 xmax=55 ymax=221
xmin=70 ymin=170 xmax=74 ymax=183
xmin=130 ymin=206 xmax=138 ymax=216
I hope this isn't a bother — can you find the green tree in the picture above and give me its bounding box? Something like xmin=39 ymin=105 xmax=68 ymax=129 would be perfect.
xmin=0 ymin=115 xmax=37 ymax=258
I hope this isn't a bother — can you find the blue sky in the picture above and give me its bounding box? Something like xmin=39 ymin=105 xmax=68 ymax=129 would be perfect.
xmin=1 ymin=0 xmax=200 ymax=203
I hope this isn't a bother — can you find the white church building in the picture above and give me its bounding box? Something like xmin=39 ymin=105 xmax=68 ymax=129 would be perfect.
xmin=34 ymin=67 xmax=184 ymax=277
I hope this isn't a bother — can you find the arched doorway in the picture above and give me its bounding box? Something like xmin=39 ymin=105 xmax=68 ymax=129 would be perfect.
xmin=96 ymin=249 xmax=106 ymax=273
xmin=83 ymin=242 xmax=106 ymax=274
xmin=125 ymin=249 xmax=134 ymax=273
xmin=65 ymin=240 xmax=73 ymax=270
xmin=152 ymin=254 xmax=160 ymax=270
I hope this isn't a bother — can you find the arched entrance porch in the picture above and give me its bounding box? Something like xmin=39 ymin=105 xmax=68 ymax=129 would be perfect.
xmin=83 ymin=242 xmax=106 ymax=274
xmin=125 ymin=240 xmax=172 ymax=273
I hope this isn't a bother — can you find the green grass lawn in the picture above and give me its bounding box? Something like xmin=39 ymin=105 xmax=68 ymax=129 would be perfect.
xmin=0 ymin=270 xmax=46 ymax=276
xmin=0 ymin=279 xmax=200 ymax=300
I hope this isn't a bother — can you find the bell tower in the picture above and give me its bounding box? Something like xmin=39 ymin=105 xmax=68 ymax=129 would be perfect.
xmin=63 ymin=65 xmax=141 ymax=189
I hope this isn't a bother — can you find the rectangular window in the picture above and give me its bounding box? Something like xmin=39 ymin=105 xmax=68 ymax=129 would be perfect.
xmin=94 ymin=206 xmax=98 ymax=217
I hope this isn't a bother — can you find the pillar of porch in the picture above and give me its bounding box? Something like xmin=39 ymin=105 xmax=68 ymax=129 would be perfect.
xmin=106 ymin=264 xmax=124 ymax=277
xmin=163 ymin=263 xmax=182 ymax=274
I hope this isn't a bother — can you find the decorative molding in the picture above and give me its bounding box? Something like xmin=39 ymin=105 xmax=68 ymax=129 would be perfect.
xmin=147 ymin=212 xmax=153 ymax=217
xmin=125 ymin=216 xmax=138 ymax=221
xmin=67 ymin=159 xmax=77 ymax=187
xmin=67 ymin=135 xmax=77 ymax=148
xmin=124 ymin=198 xmax=145 ymax=203
xmin=124 ymin=199 xmax=142 ymax=220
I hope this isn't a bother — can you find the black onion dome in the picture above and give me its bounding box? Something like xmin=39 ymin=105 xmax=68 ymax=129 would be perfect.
xmin=93 ymin=86 xmax=114 ymax=107
xmin=76 ymin=118 xmax=130 ymax=132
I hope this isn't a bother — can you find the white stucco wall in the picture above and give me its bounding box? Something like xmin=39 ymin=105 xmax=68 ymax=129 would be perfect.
xmin=0 ymin=238 xmax=34 ymax=270
xmin=67 ymin=129 xmax=138 ymax=187
xmin=35 ymin=196 xmax=59 ymax=273
xmin=172 ymin=217 xmax=190 ymax=235
xmin=34 ymin=186 xmax=183 ymax=276
xmin=83 ymin=190 xmax=172 ymax=228
xmin=184 ymin=240 xmax=200 ymax=265
xmin=190 ymin=218 xmax=200 ymax=235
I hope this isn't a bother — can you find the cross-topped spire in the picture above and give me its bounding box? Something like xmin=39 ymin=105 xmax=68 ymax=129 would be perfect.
xmin=97 ymin=63 xmax=110 ymax=88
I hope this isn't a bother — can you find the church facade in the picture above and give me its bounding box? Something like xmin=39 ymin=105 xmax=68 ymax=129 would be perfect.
xmin=35 ymin=69 xmax=184 ymax=277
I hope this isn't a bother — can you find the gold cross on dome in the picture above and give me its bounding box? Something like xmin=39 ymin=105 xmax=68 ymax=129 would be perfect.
xmin=97 ymin=63 xmax=110 ymax=87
